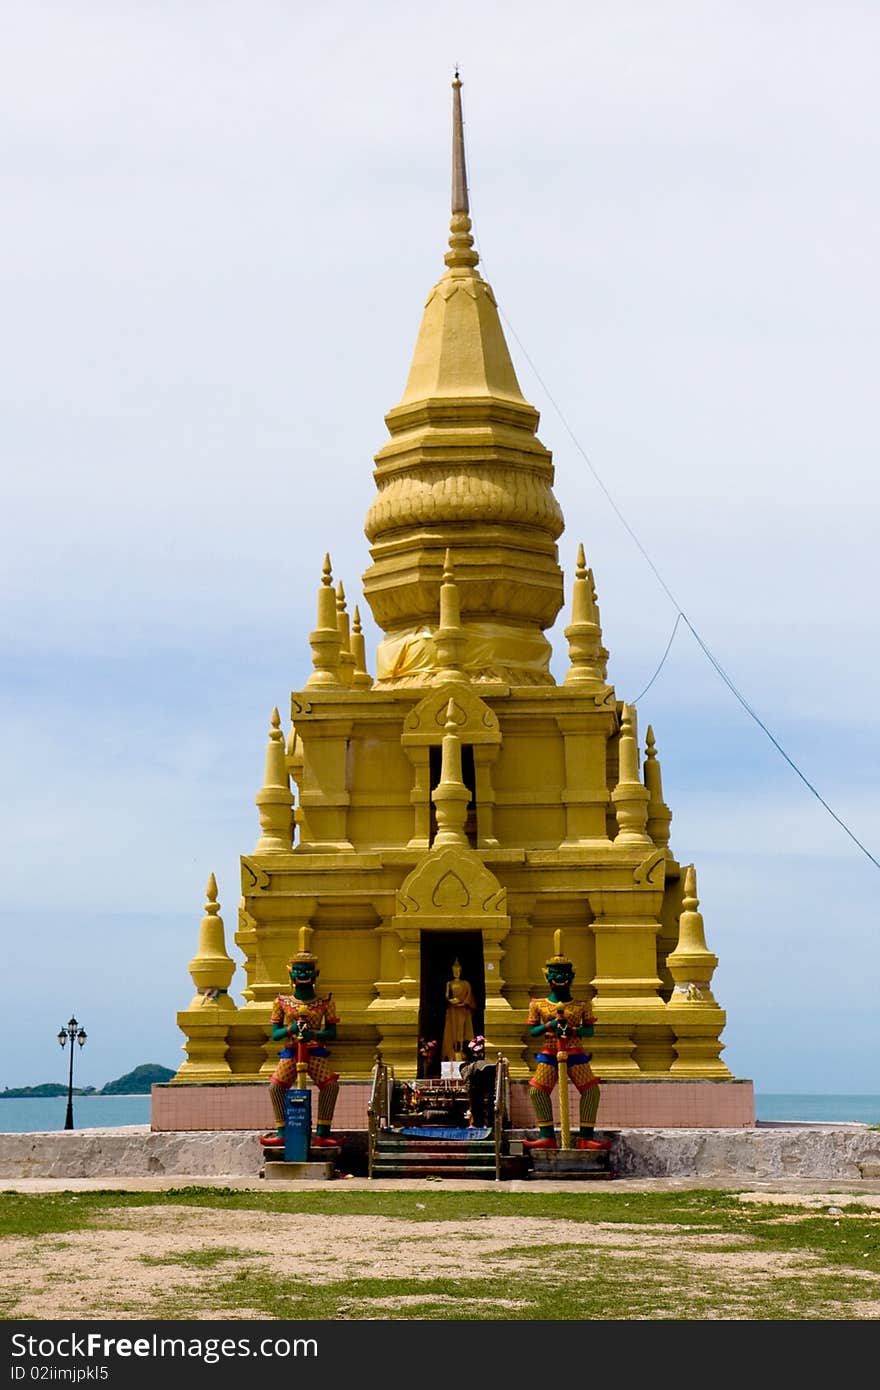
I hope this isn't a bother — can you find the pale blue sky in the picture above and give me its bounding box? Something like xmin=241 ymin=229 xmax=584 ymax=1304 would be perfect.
xmin=2 ymin=1 xmax=878 ymax=1093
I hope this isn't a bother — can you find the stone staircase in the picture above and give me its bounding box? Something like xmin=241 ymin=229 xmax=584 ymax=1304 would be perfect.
xmin=370 ymin=1128 xmax=527 ymax=1180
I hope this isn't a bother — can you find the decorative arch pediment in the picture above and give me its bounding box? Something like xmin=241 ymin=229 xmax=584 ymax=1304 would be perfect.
xmin=401 ymin=682 xmax=501 ymax=747
xmin=396 ymin=846 xmax=507 ymax=918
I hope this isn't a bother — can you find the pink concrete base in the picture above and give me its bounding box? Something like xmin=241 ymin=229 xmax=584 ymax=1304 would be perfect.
xmin=151 ymin=1078 xmax=755 ymax=1131
xmin=514 ymin=1078 xmax=755 ymax=1129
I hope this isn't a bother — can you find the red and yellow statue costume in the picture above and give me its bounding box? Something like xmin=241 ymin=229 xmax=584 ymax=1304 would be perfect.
xmin=523 ymin=937 xmax=610 ymax=1151
xmin=260 ymin=944 xmax=340 ymax=1150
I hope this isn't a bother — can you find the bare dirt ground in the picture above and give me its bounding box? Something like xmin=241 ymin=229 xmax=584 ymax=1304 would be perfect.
xmin=3 ymin=1194 xmax=880 ymax=1321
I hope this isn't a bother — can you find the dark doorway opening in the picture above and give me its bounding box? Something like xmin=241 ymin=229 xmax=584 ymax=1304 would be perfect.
xmin=429 ymin=744 xmax=477 ymax=846
xmin=418 ymin=930 xmax=485 ymax=1077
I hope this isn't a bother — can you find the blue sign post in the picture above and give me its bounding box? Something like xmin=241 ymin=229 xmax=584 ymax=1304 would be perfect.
xmin=283 ymin=1088 xmax=312 ymax=1163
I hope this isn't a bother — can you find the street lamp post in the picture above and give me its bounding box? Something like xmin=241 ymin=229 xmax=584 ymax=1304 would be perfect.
xmin=57 ymin=1017 xmax=87 ymax=1131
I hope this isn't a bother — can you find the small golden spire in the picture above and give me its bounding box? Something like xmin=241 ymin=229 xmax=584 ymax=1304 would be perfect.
xmin=431 ymin=697 xmax=469 ymax=846
xmin=612 ymin=704 xmax=651 ymax=844
xmin=255 ymin=707 xmax=294 ymax=853
xmin=666 ymin=864 xmax=719 ymax=1003
xmin=350 ymin=604 xmax=373 ymax=689
xmin=187 ymin=873 xmax=236 ymax=1001
xmin=435 ymin=548 xmax=467 ymax=681
xmin=564 ymin=541 xmax=606 ymax=689
xmin=588 ymin=568 xmax=610 ymax=679
xmin=644 ymin=724 xmax=672 ymax=853
xmin=336 ymin=580 xmax=356 ymax=688
xmin=306 ymin=554 xmax=342 ymax=688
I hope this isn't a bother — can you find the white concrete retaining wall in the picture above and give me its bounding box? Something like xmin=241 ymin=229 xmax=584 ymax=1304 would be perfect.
xmin=612 ymin=1124 xmax=880 ymax=1181
xmin=0 ymin=1123 xmax=878 ymax=1181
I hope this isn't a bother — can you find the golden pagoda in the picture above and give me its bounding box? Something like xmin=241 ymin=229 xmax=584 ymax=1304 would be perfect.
xmin=163 ymin=77 xmax=753 ymax=1133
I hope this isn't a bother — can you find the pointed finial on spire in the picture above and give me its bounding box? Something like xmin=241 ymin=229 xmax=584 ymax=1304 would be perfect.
xmin=446 ymin=73 xmax=479 ymax=271
xmin=683 ymin=863 xmax=698 ymax=911
xmin=451 ymin=69 xmax=469 ymax=216
xmin=205 ymin=872 xmax=219 ymax=912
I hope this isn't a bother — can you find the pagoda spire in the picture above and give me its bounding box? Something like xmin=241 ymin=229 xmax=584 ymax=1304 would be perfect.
xmin=431 ymin=698 xmax=470 ymax=847
xmin=362 ymin=75 xmax=565 ymax=686
xmin=589 ymin=567 xmax=610 ymax=680
xmin=666 ymin=865 xmax=719 ymax=1003
xmin=446 ymin=70 xmax=479 ymax=270
xmin=434 ymin=548 xmax=467 ymax=681
xmin=176 ymin=873 xmax=237 ymax=1080
xmin=564 ymin=542 xmax=607 ymax=690
xmin=254 ymin=707 xmax=294 ymax=853
xmin=611 ymin=704 xmax=652 ymax=845
xmin=644 ymin=725 xmax=672 ymax=854
xmin=186 ymin=874 xmax=236 ymax=1003
xmin=350 ymin=605 xmax=373 ymax=689
xmin=336 ymin=581 xmax=356 ymax=688
xmin=306 ymin=554 xmax=342 ymax=688
xmin=451 ymin=69 xmax=467 ymax=214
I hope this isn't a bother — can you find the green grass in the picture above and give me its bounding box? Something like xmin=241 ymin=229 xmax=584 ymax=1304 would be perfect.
xmin=2 ymin=1187 xmax=878 ymax=1321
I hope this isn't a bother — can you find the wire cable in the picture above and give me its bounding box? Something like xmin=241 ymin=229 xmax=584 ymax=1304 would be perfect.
xmin=462 ymin=133 xmax=879 ymax=872
xmin=633 ymin=613 xmax=683 ymax=704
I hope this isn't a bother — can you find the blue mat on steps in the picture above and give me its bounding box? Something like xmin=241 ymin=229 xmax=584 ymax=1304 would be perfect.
xmin=397 ymin=1127 xmax=491 ymax=1140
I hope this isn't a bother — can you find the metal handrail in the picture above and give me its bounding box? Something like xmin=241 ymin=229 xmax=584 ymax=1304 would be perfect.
xmin=367 ymin=1051 xmax=389 ymax=1179
xmin=493 ymin=1052 xmax=510 ymax=1181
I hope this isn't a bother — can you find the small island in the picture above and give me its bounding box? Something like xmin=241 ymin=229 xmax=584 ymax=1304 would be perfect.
xmin=1 ymin=1063 xmax=175 ymax=1099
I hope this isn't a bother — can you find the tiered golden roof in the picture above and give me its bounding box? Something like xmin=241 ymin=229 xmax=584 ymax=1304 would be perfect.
xmin=363 ymin=75 xmax=564 ymax=685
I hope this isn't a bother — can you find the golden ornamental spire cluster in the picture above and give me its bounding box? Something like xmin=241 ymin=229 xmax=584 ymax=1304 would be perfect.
xmin=171 ymin=73 xmax=736 ymax=1112
xmin=306 ymin=555 xmax=374 ymax=691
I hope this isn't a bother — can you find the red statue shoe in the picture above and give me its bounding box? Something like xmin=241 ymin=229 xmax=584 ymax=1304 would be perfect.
xmin=576 ymin=1138 xmax=611 ymax=1151
xmin=522 ymin=1136 xmax=558 ymax=1150
xmin=310 ymin=1136 xmax=340 ymax=1148
xmin=259 ymin=1132 xmax=285 ymax=1148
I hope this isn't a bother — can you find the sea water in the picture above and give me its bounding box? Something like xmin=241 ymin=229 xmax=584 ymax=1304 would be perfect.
xmin=0 ymin=1095 xmax=152 ymax=1133
xmin=755 ymin=1094 xmax=880 ymax=1125
xmin=0 ymin=1092 xmax=877 ymax=1133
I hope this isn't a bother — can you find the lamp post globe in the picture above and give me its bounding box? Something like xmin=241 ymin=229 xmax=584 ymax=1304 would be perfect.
xmin=57 ymin=1016 xmax=87 ymax=1131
